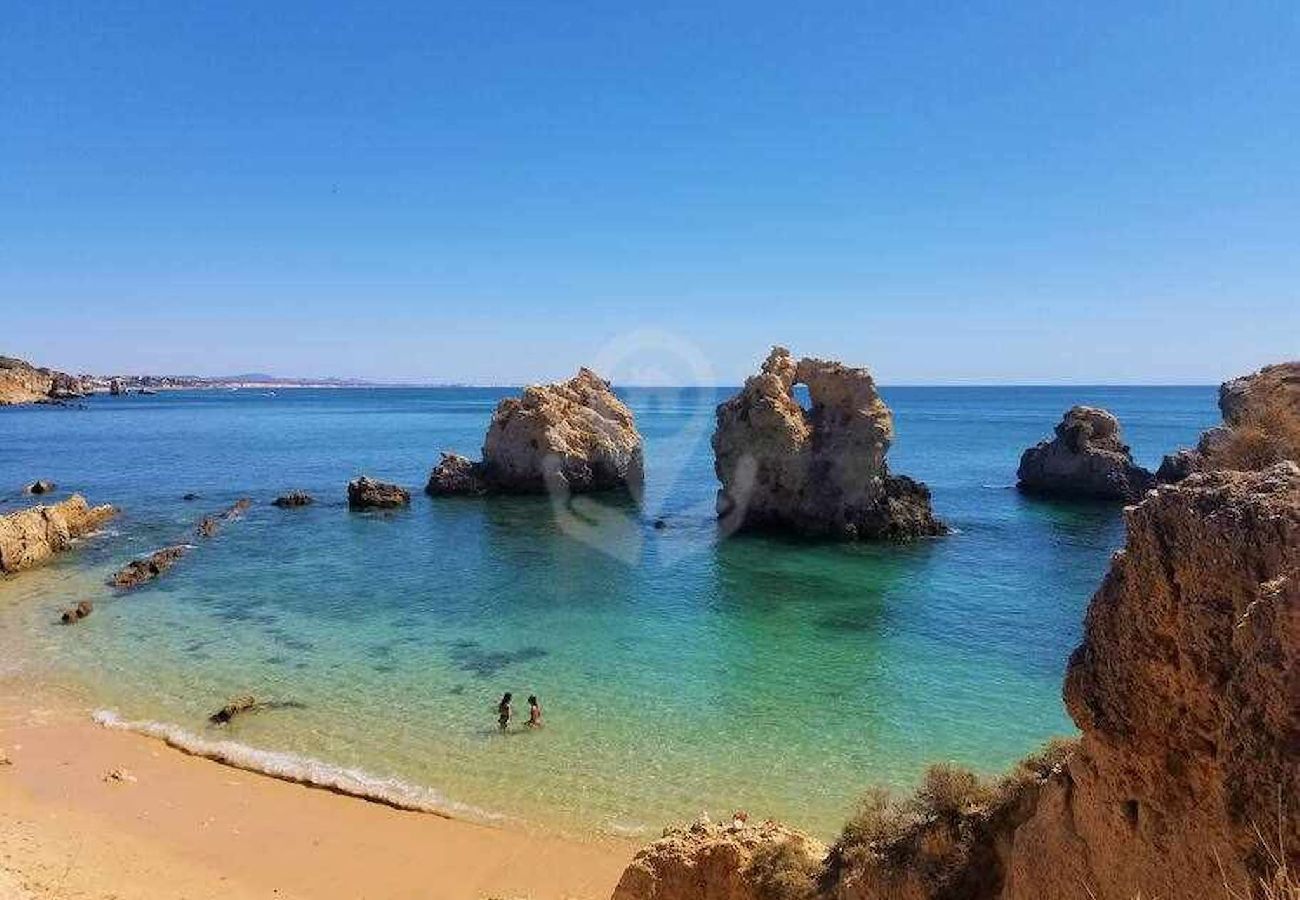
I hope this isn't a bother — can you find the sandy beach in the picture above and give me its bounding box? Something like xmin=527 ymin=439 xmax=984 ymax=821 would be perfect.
xmin=0 ymin=679 xmax=634 ymax=900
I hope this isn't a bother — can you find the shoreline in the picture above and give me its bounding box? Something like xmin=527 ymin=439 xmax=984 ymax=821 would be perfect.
xmin=0 ymin=676 xmax=635 ymax=900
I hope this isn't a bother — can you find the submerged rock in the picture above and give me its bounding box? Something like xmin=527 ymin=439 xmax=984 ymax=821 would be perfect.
xmin=711 ymin=347 xmax=944 ymax=540
xmin=60 ymin=599 xmax=94 ymax=624
xmin=110 ymin=545 xmax=188 ymax=589
xmin=209 ymin=695 xmax=257 ymax=725
xmin=613 ymin=817 xmax=825 ymax=900
xmin=271 ymin=491 xmax=314 ymax=508
xmin=1017 ymin=406 xmax=1154 ymax=500
xmin=195 ymin=498 xmax=252 ymax=537
xmin=0 ymin=495 xmax=117 ymax=575
xmin=347 ymin=476 xmax=410 ymax=509
xmin=427 ymin=368 xmax=643 ymax=496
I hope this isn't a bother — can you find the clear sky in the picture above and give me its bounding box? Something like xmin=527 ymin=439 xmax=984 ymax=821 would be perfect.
xmin=2 ymin=2 xmax=1297 ymax=385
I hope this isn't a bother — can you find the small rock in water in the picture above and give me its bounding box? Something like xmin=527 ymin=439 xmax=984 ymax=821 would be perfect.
xmin=209 ymin=695 xmax=258 ymax=725
xmin=181 ymin=493 xmax=201 ymax=501
xmin=347 ymin=476 xmax=410 ymax=510
xmin=652 ymin=518 xmax=667 ymax=530
xmin=110 ymin=545 xmax=188 ymax=589
xmin=60 ymin=599 xmax=94 ymax=624
xmin=272 ymin=491 xmax=314 ymax=508
xmin=25 ymin=480 xmax=56 ymax=495
xmin=196 ymin=516 xmax=219 ymax=538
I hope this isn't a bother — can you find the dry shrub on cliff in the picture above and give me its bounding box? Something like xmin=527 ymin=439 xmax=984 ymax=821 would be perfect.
xmin=1206 ymin=402 xmax=1300 ymax=471
xmin=745 ymin=837 xmax=822 ymax=900
xmin=913 ymin=762 xmax=994 ymax=821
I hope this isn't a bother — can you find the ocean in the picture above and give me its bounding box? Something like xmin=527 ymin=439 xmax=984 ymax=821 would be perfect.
xmin=0 ymin=385 xmax=1217 ymax=838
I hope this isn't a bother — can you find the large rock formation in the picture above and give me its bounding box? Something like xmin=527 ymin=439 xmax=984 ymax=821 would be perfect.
xmin=1017 ymin=406 xmax=1154 ymax=500
xmin=427 ymin=368 xmax=644 ymax=496
xmin=1160 ymin=361 xmax=1300 ymax=481
xmin=711 ymin=348 xmax=943 ymax=540
xmin=613 ymin=817 xmax=826 ymax=900
xmin=0 ymin=355 xmax=86 ymax=405
xmin=619 ymin=464 xmax=1299 ymax=900
xmin=0 ymin=495 xmax=117 ymax=574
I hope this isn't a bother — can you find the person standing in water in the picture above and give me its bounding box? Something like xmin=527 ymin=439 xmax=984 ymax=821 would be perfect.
xmin=497 ymin=692 xmax=512 ymax=732
xmin=526 ymin=695 xmax=543 ymax=729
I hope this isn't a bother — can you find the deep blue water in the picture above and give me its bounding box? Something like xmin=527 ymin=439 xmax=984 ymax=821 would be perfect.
xmin=0 ymin=385 xmax=1217 ymax=836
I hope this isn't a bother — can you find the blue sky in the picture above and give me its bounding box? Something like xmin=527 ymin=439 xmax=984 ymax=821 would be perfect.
xmin=2 ymin=2 xmax=1297 ymax=385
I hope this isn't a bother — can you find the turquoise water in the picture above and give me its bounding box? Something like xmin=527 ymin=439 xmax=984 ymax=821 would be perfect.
xmin=0 ymin=386 xmax=1216 ymax=837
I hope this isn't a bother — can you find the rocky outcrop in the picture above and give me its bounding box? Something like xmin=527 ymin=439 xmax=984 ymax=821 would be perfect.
xmin=613 ymin=817 xmax=826 ymax=900
xmin=348 ymin=476 xmax=410 ymax=509
xmin=427 ymin=368 xmax=644 ymax=496
xmin=1159 ymin=361 xmax=1300 ymax=482
xmin=1017 ymin=406 xmax=1154 ymax=500
xmin=0 ymin=495 xmax=117 ymax=575
xmin=0 ymin=355 xmax=86 ymax=405
xmin=109 ymin=378 xmax=125 ymax=396
xmin=271 ymin=491 xmax=314 ymax=508
xmin=110 ymin=545 xmax=188 ymax=589
xmin=711 ymin=348 xmax=944 ymax=540
xmin=1000 ymin=462 xmax=1299 ymax=900
xmin=25 ymin=480 xmax=56 ymax=495
xmin=196 ymin=498 xmax=253 ymax=537
xmin=210 ymin=695 xmax=257 ymax=724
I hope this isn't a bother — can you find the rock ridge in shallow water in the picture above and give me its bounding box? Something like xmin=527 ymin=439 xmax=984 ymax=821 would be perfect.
xmin=711 ymin=347 xmax=944 ymax=541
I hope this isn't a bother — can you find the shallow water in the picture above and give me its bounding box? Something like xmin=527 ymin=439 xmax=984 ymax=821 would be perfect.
xmin=0 ymin=385 xmax=1216 ymax=837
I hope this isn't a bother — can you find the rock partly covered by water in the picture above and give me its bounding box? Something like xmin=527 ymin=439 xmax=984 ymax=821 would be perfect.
xmin=0 ymin=495 xmax=117 ymax=575
xmin=613 ymin=817 xmax=825 ymax=900
xmin=1159 ymin=361 xmax=1300 ymax=481
xmin=271 ymin=491 xmax=314 ymax=508
xmin=1017 ymin=406 xmax=1154 ymax=500
xmin=711 ymin=347 xmax=943 ymax=540
xmin=427 ymin=368 xmax=644 ymax=496
xmin=347 ymin=476 xmax=410 ymax=509
xmin=110 ymin=545 xmax=189 ymax=589
xmin=0 ymin=355 xmax=87 ymax=405
xmin=24 ymin=480 xmax=56 ymax=495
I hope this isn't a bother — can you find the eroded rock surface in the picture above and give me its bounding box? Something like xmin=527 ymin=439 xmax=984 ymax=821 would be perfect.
xmin=613 ymin=817 xmax=825 ymax=900
xmin=272 ymin=491 xmax=314 ymax=508
xmin=348 ymin=476 xmax=410 ymax=509
xmin=711 ymin=348 xmax=943 ymax=540
xmin=1159 ymin=361 xmax=1300 ymax=482
xmin=0 ymin=495 xmax=117 ymax=575
xmin=1017 ymin=406 xmax=1154 ymax=500
xmin=429 ymin=368 xmax=643 ymax=496
xmin=0 ymin=355 xmax=86 ymax=405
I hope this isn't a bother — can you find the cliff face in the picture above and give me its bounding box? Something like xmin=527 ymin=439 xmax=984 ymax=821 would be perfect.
xmin=0 ymin=356 xmax=56 ymax=405
xmin=1004 ymin=462 xmax=1299 ymax=900
xmin=1017 ymin=406 xmax=1154 ymax=500
xmin=1220 ymin=361 xmax=1300 ymax=428
xmin=712 ymin=348 xmax=944 ymax=540
xmin=618 ymin=464 xmax=1299 ymax=900
xmin=428 ymin=368 xmax=644 ymax=495
xmin=0 ymin=495 xmax=118 ymax=574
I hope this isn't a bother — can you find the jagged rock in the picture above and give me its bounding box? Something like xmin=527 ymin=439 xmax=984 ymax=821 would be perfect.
xmin=110 ymin=545 xmax=188 ymax=589
xmin=60 ymin=600 xmax=93 ymax=624
xmin=0 ymin=355 xmax=85 ymax=405
xmin=196 ymin=516 xmax=219 ymax=538
xmin=1001 ymin=462 xmax=1300 ymax=900
xmin=348 ymin=476 xmax=410 ymax=509
xmin=0 ymin=495 xmax=117 ymax=575
xmin=25 ymin=480 xmax=56 ymax=495
xmin=1158 ymin=361 xmax=1300 ymax=482
xmin=209 ymin=695 xmax=257 ymax=724
xmin=613 ymin=817 xmax=826 ymax=900
xmin=426 ymin=453 xmax=488 ymax=496
xmin=1219 ymin=361 xmax=1300 ymax=427
xmin=272 ymin=491 xmax=314 ymax=508
xmin=711 ymin=347 xmax=944 ymax=540
xmin=428 ymin=368 xmax=644 ymax=496
xmin=1017 ymin=406 xmax=1154 ymax=500
xmin=194 ymin=498 xmax=251 ymax=537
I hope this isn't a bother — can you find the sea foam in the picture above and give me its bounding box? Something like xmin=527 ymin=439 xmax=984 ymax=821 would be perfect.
xmin=91 ymin=708 xmax=510 ymax=824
